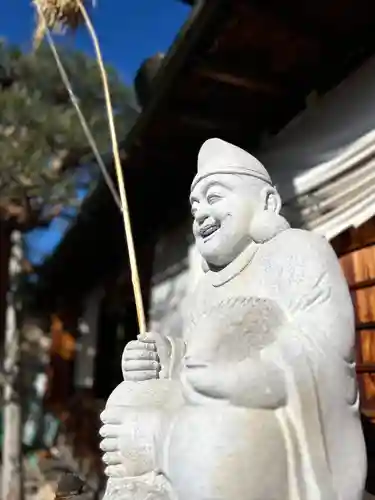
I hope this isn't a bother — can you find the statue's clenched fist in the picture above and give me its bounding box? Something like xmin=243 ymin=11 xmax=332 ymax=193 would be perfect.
xmin=121 ymin=333 xmax=162 ymax=381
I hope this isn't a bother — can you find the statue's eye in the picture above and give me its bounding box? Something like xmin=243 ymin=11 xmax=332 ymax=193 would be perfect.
xmin=207 ymin=194 xmax=221 ymax=205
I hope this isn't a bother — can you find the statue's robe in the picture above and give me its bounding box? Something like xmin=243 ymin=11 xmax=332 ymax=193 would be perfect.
xmin=176 ymin=228 xmax=366 ymax=500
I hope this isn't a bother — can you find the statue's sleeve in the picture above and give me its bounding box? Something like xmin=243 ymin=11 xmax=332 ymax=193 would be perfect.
xmin=230 ymin=230 xmax=355 ymax=409
xmin=229 ymin=231 xmax=353 ymax=500
xmin=267 ymin=229 xmax=355 ymax=363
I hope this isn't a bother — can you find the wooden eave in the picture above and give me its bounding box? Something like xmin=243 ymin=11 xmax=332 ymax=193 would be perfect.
xmin=36 ymin=0 xmax=375 ymax=307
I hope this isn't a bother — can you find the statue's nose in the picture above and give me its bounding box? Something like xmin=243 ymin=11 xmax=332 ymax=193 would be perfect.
xmin=194 ymin=205 xmax=209 ymax=224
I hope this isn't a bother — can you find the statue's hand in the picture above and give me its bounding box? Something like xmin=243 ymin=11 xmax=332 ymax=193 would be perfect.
xmin=121 ymin=332 xmax=161 ymax=381
xmin=99 ymin=409 xmax=125 ymax=478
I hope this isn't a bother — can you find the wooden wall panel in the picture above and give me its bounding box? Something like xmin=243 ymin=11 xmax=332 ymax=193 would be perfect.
xmin=339 ymin=239 xmax=375 ymax=417
xmin=332 ymin=218 xmax=375 ymax=257
xmin=340 ymin=245 xmax=375 ymax=286
xmin=356 ymin=329 xmax=375 ymax=413
xmin=358 ymin=330 xmax=375 ymax=365
xmin=335 ymin=220 xmax=375 ymax=493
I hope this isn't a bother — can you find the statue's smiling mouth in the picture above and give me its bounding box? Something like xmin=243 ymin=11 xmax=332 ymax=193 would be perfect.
xmin=199 ymin=223 xmax=220 ymax=240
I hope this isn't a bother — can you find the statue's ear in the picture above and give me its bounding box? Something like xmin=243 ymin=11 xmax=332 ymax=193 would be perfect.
xmin=250 ymin=186 xmax=289 ymax=243
xmin=260 ymin=186 xmax=281 ymax=214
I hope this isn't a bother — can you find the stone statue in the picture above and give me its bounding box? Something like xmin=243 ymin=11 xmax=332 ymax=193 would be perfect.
xmin=100 ymin=138 xmax=367 ymax=500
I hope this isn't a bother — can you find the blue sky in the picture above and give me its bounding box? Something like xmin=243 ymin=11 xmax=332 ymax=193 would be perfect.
xmin=0 ymin=0 xmax=191 ymax=264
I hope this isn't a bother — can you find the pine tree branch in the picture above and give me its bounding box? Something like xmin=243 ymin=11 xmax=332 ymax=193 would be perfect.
xmin=0 ymin=39 xmax=136 ymax=234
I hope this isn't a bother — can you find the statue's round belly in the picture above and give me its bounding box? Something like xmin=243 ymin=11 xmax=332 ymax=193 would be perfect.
xmin=164 ymin=406 xmax=288 ymax=500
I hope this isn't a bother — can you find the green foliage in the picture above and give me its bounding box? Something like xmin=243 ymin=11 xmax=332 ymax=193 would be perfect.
xmin=0 ymin=39 xmax=138 ymax=228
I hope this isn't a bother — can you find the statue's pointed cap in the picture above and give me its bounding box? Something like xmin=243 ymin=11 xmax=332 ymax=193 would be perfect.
xmin=191 ymin=138 xmax=272 ymax=190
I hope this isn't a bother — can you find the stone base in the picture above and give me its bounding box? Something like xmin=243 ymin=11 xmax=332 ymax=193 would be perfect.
xmin=103 ymin=473 xmax=177 ymax=500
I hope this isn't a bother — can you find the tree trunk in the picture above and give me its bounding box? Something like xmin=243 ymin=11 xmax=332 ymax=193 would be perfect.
xmin=2 ymin=230 xmax=23 ymax=500
xmin=0 ymin=221 xmax=11 ymax=354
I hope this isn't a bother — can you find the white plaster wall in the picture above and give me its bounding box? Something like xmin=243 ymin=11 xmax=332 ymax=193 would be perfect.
xmin=149 ymin=267 xmax=189 ymax=339
xmin=148 ymin=217 xmax=204 ymax=340
xmin=148 ymin=220 xmax=192 ymax=339
xmin=258 ymin=54 xmax=375 ymax=202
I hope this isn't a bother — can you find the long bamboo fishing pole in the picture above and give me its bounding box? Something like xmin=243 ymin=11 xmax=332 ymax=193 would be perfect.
xmin=77 ymin=0 xmax=147 ymax=336
xmin=32 ymin=0 xmax=147 ymax=337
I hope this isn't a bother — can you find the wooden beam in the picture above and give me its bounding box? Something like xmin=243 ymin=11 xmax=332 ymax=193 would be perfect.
xmin=178 ymin=113 xmax=224 ymax=130
xmin=237 ymin=0 xmax=331 ymax=45
xmin=356 ymin=322 xmax=375 ymax=331
xmin=177 ymin=112 xmax=243 ymax=133
xmin=356 ymin=363 xmax=375 ymax=374
xmin=350 ymin=278 xmax=375 ymax=292
xmin=195 ymin=67 xmax=284 ymax=95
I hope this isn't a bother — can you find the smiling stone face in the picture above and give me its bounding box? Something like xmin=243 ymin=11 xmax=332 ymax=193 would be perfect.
xmin=190 ymin=173 xmax=260 ymax=268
